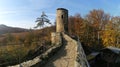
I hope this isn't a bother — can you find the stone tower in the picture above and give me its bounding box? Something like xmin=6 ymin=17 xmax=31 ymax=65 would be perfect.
xmin=56 ymin=8 xmax=68 ymax=33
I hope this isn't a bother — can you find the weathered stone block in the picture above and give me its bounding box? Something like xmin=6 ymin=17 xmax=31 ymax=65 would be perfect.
xmin=51 ymin=32 xmax=62 ymax=45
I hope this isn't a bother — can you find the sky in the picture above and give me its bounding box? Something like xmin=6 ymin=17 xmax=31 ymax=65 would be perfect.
xmin=0 ymin=0 xmax=120 ymax=29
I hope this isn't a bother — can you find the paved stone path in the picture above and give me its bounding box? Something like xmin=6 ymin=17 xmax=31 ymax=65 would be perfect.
xmin=44 ymin=34 xmax=77 ymax=67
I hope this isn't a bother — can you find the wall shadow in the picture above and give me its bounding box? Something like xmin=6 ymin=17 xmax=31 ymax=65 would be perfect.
xmin=43 ymin=38 xmax=68 ymax=67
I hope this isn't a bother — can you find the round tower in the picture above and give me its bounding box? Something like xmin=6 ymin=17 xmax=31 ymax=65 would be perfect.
xmin=56 ymin=8 xmax=68 ymax=33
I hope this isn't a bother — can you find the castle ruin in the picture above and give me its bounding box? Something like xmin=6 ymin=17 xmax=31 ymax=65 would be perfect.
xmin=56 ymin=8 xmax=68 ymax=33
xmin=8 ymin=8 xmax=89 ymax=67
xmin=51 ymin=8 xmax=68 ymax=45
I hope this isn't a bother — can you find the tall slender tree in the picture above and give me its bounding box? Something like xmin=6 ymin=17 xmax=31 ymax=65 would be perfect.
xmin=35 ymin=12 xmax=51 ymax=28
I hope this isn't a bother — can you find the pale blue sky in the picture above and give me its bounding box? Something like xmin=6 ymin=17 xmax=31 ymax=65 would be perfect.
xmin=0 ymin=0 xmax=120 ymax=28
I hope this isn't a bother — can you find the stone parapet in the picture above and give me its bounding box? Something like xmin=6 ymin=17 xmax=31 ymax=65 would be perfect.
xmin=51 ymin=32 xmax=62 ymax=45
xmin=62 ymin=33 xmax=89 ymax=67
xmin=8 ymin=44 xmax=62 ymax=67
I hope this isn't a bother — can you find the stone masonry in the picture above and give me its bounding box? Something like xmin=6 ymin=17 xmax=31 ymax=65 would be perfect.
xmin=56 ymin=8 xmax=68 ymax=33
xmin=8 ymin=8 xmax=89 ymax=67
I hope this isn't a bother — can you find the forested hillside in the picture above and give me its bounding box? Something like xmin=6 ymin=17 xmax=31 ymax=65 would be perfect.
xmin=0 ymin=26 xmax=55 ymax=66
xmin=0 ymin=24 xmax=28 ymax=34
xmin=68 ymin=9 xmax=120 ymax=52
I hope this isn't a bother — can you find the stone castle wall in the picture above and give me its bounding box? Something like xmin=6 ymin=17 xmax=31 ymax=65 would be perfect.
xmin=8 ymin=33 xmax=89 ymax=67
xmin=8 ymin=33 xmax=62 ymax=67
xmin=51 ymin=32 xmax=62 ymax=45
xmin=8 ymin=8 xmax=89 ymax=67
xmin=62 ymin=33 xmax=89 ymax=67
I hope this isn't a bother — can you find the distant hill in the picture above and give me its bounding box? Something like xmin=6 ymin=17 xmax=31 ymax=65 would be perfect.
xmin=0 ymin=24 xmax=28 ymax=34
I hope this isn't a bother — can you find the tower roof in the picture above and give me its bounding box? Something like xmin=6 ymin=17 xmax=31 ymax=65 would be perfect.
xmin=57 ymin=8 xmax=68 ymax=11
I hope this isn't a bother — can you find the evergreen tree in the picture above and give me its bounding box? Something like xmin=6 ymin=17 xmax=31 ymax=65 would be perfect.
xmin=35 ymin=12 xmax=51 ymax=28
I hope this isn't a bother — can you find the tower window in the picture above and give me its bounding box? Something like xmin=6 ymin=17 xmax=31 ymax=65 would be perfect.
xmin=61 ymin=15 xmax=63 ymax=19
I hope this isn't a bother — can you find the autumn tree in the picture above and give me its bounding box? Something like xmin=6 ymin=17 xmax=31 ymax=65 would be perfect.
xmin=68 ymin=16 xmax=75 ymax=35
xmin=111 ymin=16 xmax=120 ymax=31
xmin=111 ymin=16 xmax=120 ymax=46
xmin=101 ymin=22 xmax=117 ymax=47
xmin=68 ymin=14 xmax=94 ymax=47
xmin=86 ymin=9 xmax=110 ymax=30
xmin=84 ymin=9 xmax=110 ymax=48
xmin=68 ymin=14 xmax=85 ymax=36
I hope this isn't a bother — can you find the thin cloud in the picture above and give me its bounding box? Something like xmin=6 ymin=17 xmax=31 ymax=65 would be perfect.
xmin=28 ymin=0 xmax=56 ymax=9
xmin=0 ymin=10 xmax=23 ymax=15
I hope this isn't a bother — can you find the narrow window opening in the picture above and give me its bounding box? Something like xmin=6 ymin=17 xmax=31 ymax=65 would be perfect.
xmin=61 ymin=15 xmax=63 ymax=19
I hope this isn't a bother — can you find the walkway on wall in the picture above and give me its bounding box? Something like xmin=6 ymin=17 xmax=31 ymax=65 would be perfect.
xmin=7 ymin=33 xmax=89 ymax=67
xmin=43 ymin=34 xmax=77 ymax=67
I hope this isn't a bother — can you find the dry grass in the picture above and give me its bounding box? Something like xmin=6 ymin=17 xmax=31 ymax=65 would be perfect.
xmin=0 ymin=26 xmax=55 ymax=66
xmin=0 ymin=44 xmax=37 ymax=64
